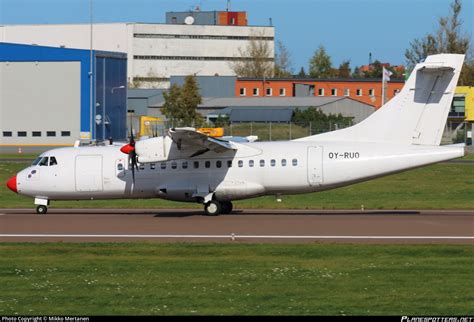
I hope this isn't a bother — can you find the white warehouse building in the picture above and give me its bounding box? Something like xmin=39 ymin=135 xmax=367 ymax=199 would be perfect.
xmin=0 ymin=10 xmax=275 ymax=89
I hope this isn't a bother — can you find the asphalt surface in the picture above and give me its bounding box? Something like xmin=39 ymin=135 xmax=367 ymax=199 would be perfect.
xmin=0 ymin=208 xmax=473 ymax=244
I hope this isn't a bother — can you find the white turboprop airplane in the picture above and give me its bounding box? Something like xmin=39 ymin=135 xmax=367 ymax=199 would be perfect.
xmin=6 ymin=54 xmax=467 ymax=215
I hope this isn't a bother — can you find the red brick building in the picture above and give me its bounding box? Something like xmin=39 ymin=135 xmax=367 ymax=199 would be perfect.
xmin=236 ymin=78 xmax=405 ymax=109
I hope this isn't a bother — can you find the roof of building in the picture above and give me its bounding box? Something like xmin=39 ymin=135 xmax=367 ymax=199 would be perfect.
xmin=238 ymin=77 xmax=405 ymax=83
xmin=229 ymin=108 xmax=294 ymax=122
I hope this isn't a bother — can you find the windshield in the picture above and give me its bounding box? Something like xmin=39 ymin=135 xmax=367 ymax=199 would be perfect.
xmin=32 ymin=156 xmax=49 ymax=166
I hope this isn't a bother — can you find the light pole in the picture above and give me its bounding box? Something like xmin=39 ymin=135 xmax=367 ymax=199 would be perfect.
xmin=111 ymin=85 xmax=125 ymax=93
xmin=89 ymin=0 xmax=94 ymax=142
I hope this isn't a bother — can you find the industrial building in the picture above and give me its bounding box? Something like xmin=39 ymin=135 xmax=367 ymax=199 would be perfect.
xmin=236 ymin=78 xmax=405 ymax=108
xmin=0 ymin=43 xmax=127 ymax=151
xmin=0 ymin=10 xmax=275 ymax=89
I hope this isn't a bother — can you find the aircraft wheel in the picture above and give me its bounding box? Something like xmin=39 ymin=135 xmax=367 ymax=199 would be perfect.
xmin=36 ymin=205 xmax=48 ymax=215
xmin=221 ymin=201 xmax=233 ymax=214
xmin=204 ymin=201 xmax=221 ymax=216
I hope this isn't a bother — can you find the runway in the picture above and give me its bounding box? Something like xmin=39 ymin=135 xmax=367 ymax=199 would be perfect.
xmin=0 ymin=209 xmax=473 ymax=244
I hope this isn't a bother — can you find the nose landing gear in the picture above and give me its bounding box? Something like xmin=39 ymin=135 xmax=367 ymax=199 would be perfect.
xmin=34 ymin=197 xmax=49 ymax=215
xmin=36 ymin=205 xmax=48 ymax=215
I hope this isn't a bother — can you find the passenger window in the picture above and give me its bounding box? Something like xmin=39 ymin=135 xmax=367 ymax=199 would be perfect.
xmin=271 ymin=159 xmax=276 ymax=167
xmin=182 ymin=161 xmax=188 ymax=169
xmin=216 ymin=161 xmax=222 ymax=168
xmin=49 ymin=156 xmax=58 ymax=166
xmin=160 ymin=162 xmax=166 ymax=170
xmin=281 ymin=159 xmax=287 ymax=166
xmin=150 ymin=163 xmax=156 ymax=170
xmin=171 ymin=162 xmax=177 ymax=169
xmin=249 ymin=160 xmax=254 ymax=167
xmin=205 ymin=161 xmax=211 ymax=168
xmin=292 ymin=159 xmax=298 ymax=166
xmin=117 ymin=163 xmax=124 ymax=171
xmin=139 ymin=163 xmax=145 ymax=170
xmin=238 ymin=160 xmax=243 ymax=167
xmin=227 ymin=160 xmax=232 ymax=168
xmin=260 ymin=160 xmax=265 ymax=167
xmin=194 ymin=161 xmax=199 ymax=169
xmin=39 ymin=157 xmax=49 ymax=166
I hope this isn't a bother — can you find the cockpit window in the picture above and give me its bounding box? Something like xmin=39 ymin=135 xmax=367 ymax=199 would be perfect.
xmin=32 ymin=157 xmax=43 ymax=165
xmin=49 ymin=157 xmax=58 ymax=166
xmin=38 ymin=157 xmax=49 ymax=166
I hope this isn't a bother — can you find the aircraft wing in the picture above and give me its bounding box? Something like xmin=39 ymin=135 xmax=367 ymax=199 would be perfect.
xmin=169 ymin=127 xmax=237 ymax=153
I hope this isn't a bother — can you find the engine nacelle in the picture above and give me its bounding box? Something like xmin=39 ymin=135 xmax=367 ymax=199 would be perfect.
xmin=135 ymin=136 xmax=173 ymax=163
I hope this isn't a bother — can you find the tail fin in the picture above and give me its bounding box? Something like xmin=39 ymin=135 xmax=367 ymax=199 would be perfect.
xmin=297 ymin=54 xmax=465 ymax=145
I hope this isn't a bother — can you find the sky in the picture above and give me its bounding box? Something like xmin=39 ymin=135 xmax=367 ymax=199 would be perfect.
xmin=0 ymin=0 xmax=472 ymax=71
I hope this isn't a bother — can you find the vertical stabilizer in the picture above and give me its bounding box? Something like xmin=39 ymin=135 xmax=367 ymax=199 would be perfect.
xmin=297 ymin=54 xmax=465 ymax=145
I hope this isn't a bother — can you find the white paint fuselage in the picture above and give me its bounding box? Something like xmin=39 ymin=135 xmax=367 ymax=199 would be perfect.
xmin=15 ymin=140 xmax=464 ymax=203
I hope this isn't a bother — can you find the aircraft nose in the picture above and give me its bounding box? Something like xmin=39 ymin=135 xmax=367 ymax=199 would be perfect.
xmin=6 ymin=175 xmax=17 ymax=193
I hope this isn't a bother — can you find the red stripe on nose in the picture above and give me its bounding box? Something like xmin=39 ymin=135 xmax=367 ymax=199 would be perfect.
xmin=6 ymin=175 xmax=17 ymax=193
xmin=120 ymin=144 xmax=134 ymax=155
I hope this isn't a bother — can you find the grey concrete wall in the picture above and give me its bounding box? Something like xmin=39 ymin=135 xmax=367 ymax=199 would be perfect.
xmin=0 ymin=61 xmax=81 ymax=147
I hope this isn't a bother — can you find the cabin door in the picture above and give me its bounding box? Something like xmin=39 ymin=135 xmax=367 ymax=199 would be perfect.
xmin=307 ymin=146 xmax=323 ymax=186
xmin=75 ymin=155 xmax=104 ymax=192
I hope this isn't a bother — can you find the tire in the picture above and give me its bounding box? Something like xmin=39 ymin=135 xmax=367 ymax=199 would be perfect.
xmin=204 ymin=201 xmax=221 ymax=216
xmin=221 ymin=201 xmax=233 ymax=214
xmin=36 ymin=205 xmax=48 ymax=215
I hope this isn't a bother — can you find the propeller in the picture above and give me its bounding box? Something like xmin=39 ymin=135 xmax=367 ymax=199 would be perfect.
xmin=120 ymin=119 xmax=139 ymax=183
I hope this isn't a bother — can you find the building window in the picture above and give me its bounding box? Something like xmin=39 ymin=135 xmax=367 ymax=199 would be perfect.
xmin=18 ymin=131 xmax=27 ymax=137
xmin=331 ymin=88 xmax=337 ymax=96
xmin=230 ymin=17 xmax=236 ymax=25
xmin=356 ymin=89 xmax=362 ymax=96
xmin=279 ymin=88 xmax=286 ymax=96
xmin=369 ymin=89 xmax=375 ymax=96
xmin=3 ymin=131 xmax=12 ymax=137
xmin=344 ymin=88 xmax=350 ymax=96
xmin=266 ymin=88 xmax=272 ymax=96
xmin=318 ymin=88 xmax=324 ymax=96
xmin=47 ymin=131 xmax=56 ymax=137
xmin=240 ymin=88 xmax=246 ymax=96
xmin=253 ymin=88 xmax=259 ymax=96
xmin=61 ymin=131 xmax=71 ymax=137
xmin=32 ymin=131 xmax=41 ymax=137
xmin=171 ymin=17 xmax=177 ymax=24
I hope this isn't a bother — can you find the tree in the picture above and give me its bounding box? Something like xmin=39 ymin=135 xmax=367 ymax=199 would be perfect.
xmin=180 ymin=75 xmax=203 ymax=126
xmin=309 ymin=45 xmax=333 ymax=78
xmin=274 ymin=41 xmax=293 ymax=77
xmin=231 ymin=31 xmax=274 ymax=78
xmin=297 ymin=67 xmax=307 ymax=78
xmin=338 ymin=60 xmax=352 ymax=78
xmin=405 ymin=0 xmax=472 ymax=84
xmin=162 ymin=76 xmax=203 ymax=127
xmin=292 ymin=107 xmax=353 ymax=133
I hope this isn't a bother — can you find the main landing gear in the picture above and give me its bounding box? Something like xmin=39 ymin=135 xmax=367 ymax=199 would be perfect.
xmin=204 ymin=200 xmax=233 ymax=216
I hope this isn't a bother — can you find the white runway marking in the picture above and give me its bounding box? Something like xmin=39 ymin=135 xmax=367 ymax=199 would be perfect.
xmin=0 ymin=234 xmax=473 ymax=240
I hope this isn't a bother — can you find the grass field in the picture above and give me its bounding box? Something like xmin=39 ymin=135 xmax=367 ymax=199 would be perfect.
xmin=0 ymin=243 xmax=472 ymax=316
xmin=1 ymin=159 xmax=473 ymax=210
